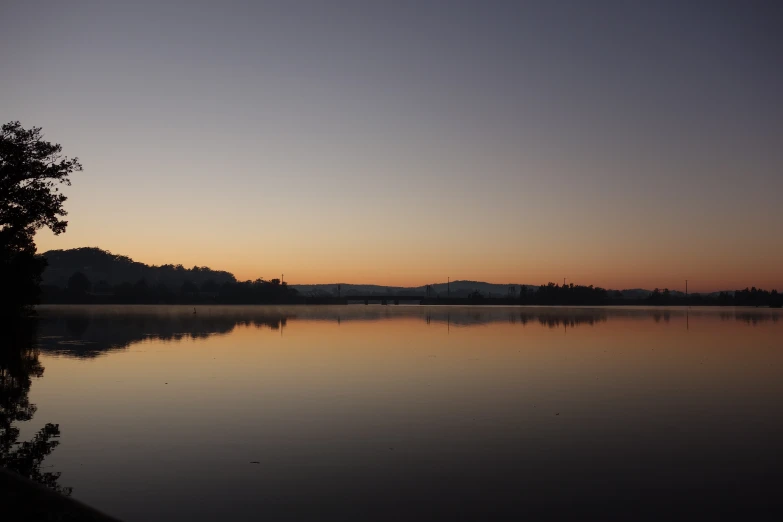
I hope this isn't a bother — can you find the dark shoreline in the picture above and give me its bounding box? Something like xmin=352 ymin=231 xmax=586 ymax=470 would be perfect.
xmin=37 ymin=296 xmax=782 ymax=308
xmin=1 ymin=467 xmax=119 ymax=522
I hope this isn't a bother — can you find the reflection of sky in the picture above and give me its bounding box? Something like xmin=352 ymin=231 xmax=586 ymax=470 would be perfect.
xmin=27 ymin=304 xmax=783 ymax=520
xmin=34 ymin=305 xmax=782 ymax=357
xmin=2 ymin=2 xmax=782 ymax=290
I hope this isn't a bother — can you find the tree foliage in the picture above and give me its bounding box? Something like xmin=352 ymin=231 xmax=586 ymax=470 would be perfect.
xmin=67 ymin=271 xmax=92 ymax=293
xmin=521 ymin=282 xmax=610 ymax=306
xmin=1 ymin=121 xmax=82 ymax=236
xmin=1 ymin=121 xmax=82 ymax=315
xmin=42 ymin=269 xmax=299 ymax=305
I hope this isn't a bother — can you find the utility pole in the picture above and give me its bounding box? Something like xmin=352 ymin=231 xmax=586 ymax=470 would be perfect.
xmin=282 ymin=273 xmax=284 ymax=284
xmin=448 ymin=277 xmax=450 ymax=296
xmin=564 ymin=277 xmax=567 ymax=287
xmin=685 ymin=279 xmax=688 ymax=297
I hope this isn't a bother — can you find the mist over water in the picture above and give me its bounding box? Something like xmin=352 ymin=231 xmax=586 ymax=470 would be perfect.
xmin=18 ymin=305 xmax=783 ymax=520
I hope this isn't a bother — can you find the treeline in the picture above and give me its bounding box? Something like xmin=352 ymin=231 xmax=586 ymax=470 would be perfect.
xmin=39 ymin=273 xmax=783 ymax=307
xmin=42 ymin=271 xmax=299 ymax=304
xmin=518 ymin=282 xmax=612 ymax=305
xmin=516 ymin=284 xmax=781 ymax=307
xmin=645 ymin=287 xmax=782 ymax=307
xmin=41 ymin=247 xmax=236 ymax=289
xmin=449 ymin=283 xmax=612 ymax=305
xmin=643 ymin=286 xmax=783 ymax=308
xmin=719 ymin=287 xmax=782 ymax=307
xmin=448 ymin=283 xmax=781 ymax=307
xmin=429 ymin=283 xmax=614 ymax=305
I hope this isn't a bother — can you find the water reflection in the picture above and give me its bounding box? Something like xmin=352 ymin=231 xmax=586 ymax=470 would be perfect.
xmin=730 ymin=311 xmax=782 ymax=325
xmin=23 ymin=305 xmax=783 ymax=521
xmin=35 ymin=305 xmax=780 ymax=358
xmin=0 ymin=321 xmax=71 ymax=495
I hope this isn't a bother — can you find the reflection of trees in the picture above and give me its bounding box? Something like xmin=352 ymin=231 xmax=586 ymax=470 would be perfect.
xmin=36 ymin=310 xmax=289 ymax=358
xmin=426 ymin=309 xmax=610 ymax=328
xmin=537 ymin=314 xmax=608 ymax=328
xmin=33 ymin=306 xmax=783 ymax=360
xmin=726 ymin=312 xmax=780 ymax=325
xmin=37 ymin=307 xmax=617 ymax=359
xmin=0 ymin=321 xmax=71 ymax=495
xmin=652 ymin=312 xmax=672 ymax=323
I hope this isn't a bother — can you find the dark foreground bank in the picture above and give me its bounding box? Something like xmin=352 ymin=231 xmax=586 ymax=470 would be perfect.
xmin=1 ymin=467 xmax=119 ymax=522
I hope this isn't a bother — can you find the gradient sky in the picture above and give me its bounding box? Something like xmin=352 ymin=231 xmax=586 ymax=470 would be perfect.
xmin=2 ymin=1 xmax=781 ymax=291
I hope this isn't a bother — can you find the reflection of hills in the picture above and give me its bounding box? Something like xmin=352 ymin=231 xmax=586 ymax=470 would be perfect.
xmin=35 ymin=306 xmax=616 ymax=357
xmin=36 ymin=310 xmax=285 ymax=359
xmin=34 ymin=305 xmax=782 ymax=358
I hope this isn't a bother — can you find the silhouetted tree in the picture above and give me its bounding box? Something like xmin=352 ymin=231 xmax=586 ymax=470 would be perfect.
xmin=67 ymin=271 xmax=91 ymax=293
xmin=0 ymin=233 xmax=46 ymax=315
xmin=530 ymin=282 xmax=609 ymax=305
xmin=94 ymin=279 xmax=112 ymax=294
xmin=181 ymin=280 xmax=199 ymax=295
xmin=1 ymin=121 xmax=82 ymax=316
xmin=200 ymin=279 xmax=219 ymax=293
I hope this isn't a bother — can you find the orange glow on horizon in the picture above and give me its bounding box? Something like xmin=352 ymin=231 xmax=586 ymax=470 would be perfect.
xmin=34 ymin=227 xmax=782 ymax=292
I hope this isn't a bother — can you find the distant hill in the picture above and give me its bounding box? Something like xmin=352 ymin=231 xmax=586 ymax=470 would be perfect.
xmin=292 ymin=281 xmax=541 ymax=298
xmin=618 ymin=288 xmax=724 ymax=299
xmin=294 ymin=283 xmax=727 ymax=300
xmin=41 ymin=247 xmax=236 ymax=289
xmin=617 ymin=288 xmax=655 ymax=300
xmin=41 ymin=248 xmax=739 ymax=300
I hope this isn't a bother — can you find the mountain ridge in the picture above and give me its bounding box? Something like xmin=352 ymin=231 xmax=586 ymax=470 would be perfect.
xmin=40 ymin=247 xmax=732 ymax=297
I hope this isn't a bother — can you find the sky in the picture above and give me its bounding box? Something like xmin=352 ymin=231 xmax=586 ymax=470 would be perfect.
xmin=2 ymin=0 xmax=781 ymax=291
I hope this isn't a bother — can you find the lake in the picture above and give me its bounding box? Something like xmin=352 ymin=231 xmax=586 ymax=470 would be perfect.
xmin=6 ymin=305 xmax=783 ymax=520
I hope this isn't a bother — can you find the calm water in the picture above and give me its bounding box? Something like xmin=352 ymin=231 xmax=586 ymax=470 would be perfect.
xmin=7 ymin=305 xmax=783 ymax=520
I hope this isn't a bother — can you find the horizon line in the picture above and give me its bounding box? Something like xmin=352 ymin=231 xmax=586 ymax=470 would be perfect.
xmin=39 ymin=246 xmax=780 ymax=294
